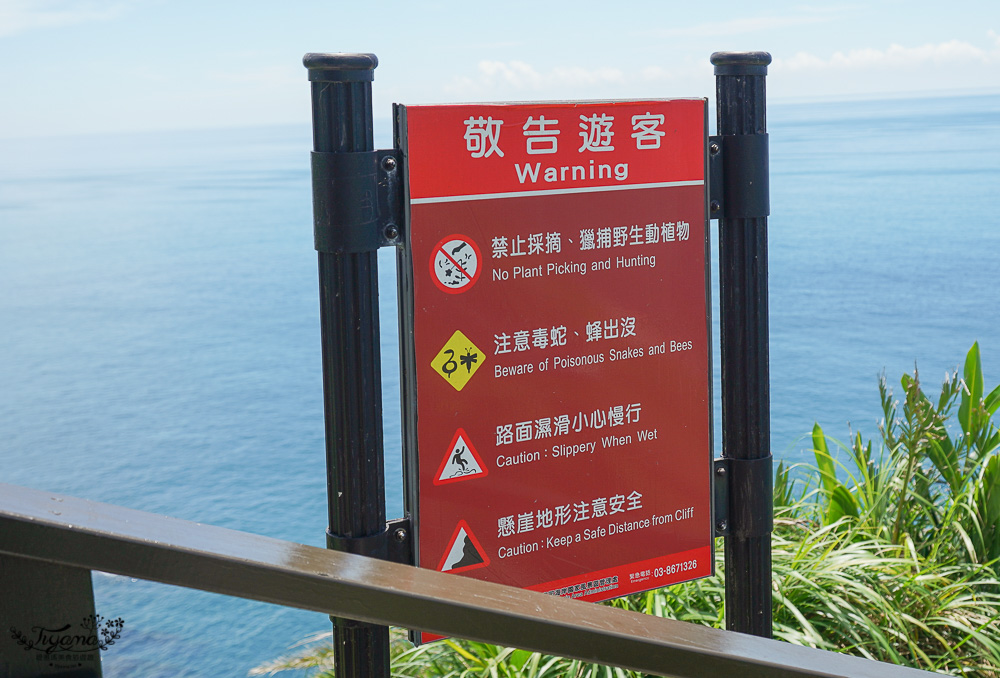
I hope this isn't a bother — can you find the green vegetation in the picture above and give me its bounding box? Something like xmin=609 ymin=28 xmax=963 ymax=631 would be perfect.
xmin=252 ymin=343 xmax=1000 ymax=677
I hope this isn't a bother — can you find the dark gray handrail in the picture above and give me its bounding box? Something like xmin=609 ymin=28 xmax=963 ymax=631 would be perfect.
xmin=0 ymin=483 xmax=932 ymax=678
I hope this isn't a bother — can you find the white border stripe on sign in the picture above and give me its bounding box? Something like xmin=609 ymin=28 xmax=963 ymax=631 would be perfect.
xmin=410 ymin=180 xmax=705 ymax=205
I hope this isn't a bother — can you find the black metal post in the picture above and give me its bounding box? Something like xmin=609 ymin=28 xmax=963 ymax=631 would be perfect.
xmin=712 ymin=51 xmax=773 ymax=638
xmin=304 ymin=52 xmax=390 ymax=678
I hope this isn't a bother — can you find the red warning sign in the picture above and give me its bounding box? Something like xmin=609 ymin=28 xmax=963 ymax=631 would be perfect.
xmin=437 ymin=520 xmax=490 ymax=573
xmin=434 ymin=428 xmax=488 ymax=485
xmin=399 ymin=100 xmax=713 ymax=633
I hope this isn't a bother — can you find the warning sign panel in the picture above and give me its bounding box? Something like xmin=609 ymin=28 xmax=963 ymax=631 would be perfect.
xmin=434 ymin=428 xmax=487 ymax=485
xmin=430 ymin=235 xmax=481 ymax=294
xmin=430 ymin=330 xmax=485 ymax=391
xmin=398 ymin=99 xmax=713 ymax=640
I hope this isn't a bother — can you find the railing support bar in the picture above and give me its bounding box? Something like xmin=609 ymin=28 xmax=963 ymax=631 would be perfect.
xmin=0 ymin=484 xmax=935 ymax=678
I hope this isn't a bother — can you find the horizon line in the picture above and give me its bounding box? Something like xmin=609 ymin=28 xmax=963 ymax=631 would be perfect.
xmin=2 ymin=86 xmax=998 ymax=143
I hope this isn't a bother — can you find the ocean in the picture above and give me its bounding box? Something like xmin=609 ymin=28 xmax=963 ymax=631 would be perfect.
xmin=1 ymin=92 xmax=998 ymax=676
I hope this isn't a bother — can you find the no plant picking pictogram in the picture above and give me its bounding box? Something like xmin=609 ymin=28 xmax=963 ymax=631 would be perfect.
xmin=430 ymin=234 xmax=481 ymax=293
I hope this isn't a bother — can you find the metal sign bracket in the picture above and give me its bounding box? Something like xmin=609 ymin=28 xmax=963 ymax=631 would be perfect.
xmin=310 ymin=148 xmax=403 ymax=253
xmin=713 ymin=455 xmax=774 ymax=538
xmin=327 ymin=516 xmax=414 ymax=565
xmin=713 ymin=457 xmax=730 ymax=537
xmin=708 ymin=134 xmax=770 ymax=220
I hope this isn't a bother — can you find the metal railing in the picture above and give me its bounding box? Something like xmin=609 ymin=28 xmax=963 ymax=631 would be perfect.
xmin=0 ymin=482 xmax=934 ymax=678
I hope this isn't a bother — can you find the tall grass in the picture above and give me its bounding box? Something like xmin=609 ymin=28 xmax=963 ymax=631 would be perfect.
xmin=252 ymin=344 xmax=1000 ymax=677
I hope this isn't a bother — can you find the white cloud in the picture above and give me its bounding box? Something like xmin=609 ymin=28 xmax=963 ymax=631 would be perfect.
xmin=207 ymin=65 xmax=300 ymax=88
xmin=641 ymin=62 xmax=714 ymax=84
xmin=424 ymin=33 xmax=1000 ymax=107
xmin=444 ymin=60 xmax=626 ymax=98
xmin=434 ymin=58 xmax=720 ymax=105
xmin=0 ymin=0 xmax=130 ymax=38
xmin=766 ymin=32 xmax=1000 ymax=100
xmin=648 ymin=14 xmax=829 ymax=39
xmin=776 ymin=35 xmax=1000 ymax=73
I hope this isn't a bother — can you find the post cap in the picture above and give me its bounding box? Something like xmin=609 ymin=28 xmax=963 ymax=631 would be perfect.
xmin=710 ymin=52 xmax=771 ymax=76
xmin=303 ymin=53 xmax=378 ymax=82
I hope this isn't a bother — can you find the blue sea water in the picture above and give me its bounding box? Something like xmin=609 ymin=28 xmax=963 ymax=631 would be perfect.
xmin=1 ymin=92 xmax=998 ymax=676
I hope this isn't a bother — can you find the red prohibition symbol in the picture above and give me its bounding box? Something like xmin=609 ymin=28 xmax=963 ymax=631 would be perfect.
xmin=429 ymin=234 xmax=482 ymax=294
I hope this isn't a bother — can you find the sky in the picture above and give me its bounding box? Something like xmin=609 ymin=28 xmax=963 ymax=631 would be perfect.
xmin=1 ymin=0 xmax=999 ymax=139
